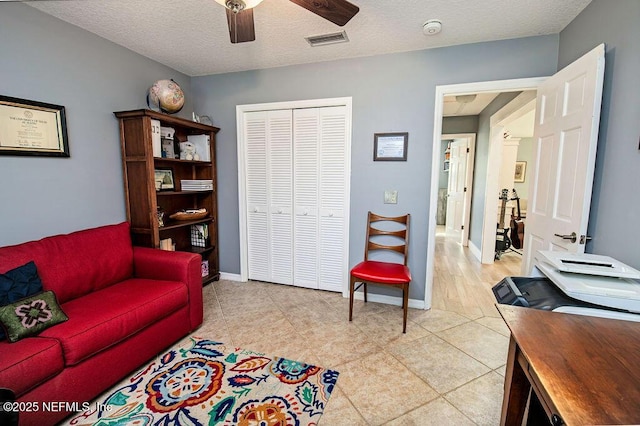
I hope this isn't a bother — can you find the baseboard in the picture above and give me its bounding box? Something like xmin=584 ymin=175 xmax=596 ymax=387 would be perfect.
xmin=349 ymin=291 xmax=425 ymax=310
xmin=468 ymin=240 xmax=482 ymax=262
xmin=217 ymin=275 xmax=424 ymax=309
xmin=219 ymin=272 xmax=243 ymax=282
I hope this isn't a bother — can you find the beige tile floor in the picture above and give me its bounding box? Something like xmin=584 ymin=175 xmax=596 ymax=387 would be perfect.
xmin=197 ymin=230 xmax=521 ymax=425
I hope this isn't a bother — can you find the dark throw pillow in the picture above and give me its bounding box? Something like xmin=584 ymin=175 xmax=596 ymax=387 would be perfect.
xmin=0 ymin=291 xmax=68 ymax=343
xmin=0 ymin=261 xmax=44 ymax=341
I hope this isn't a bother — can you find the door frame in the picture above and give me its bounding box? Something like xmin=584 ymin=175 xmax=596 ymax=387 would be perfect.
xmin=480 ymin=91 xmax=538 ymax=264
xmin=236 ymin=97 xmax=353 ymax=286
xmin=442 ymin=133 xmax=476 ymax=246
xmin=425 ymin=78 xmax=546 ymax=309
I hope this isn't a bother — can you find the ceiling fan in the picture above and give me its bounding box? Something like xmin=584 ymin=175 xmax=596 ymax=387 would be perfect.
xmin=215 ymin=0 xmax=360 ymax=44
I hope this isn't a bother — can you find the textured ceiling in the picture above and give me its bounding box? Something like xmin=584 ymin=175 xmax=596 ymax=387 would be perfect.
xmin=14 ymin=0 xmax=592 ymax=76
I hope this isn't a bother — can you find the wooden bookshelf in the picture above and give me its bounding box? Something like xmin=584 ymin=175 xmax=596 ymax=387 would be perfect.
xmin=115 ymin=109 xmax=220 ymax=284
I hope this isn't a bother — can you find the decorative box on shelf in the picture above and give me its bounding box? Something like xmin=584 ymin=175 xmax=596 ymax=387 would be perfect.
xmin=191 ymin=224 xmax=209 ymax=248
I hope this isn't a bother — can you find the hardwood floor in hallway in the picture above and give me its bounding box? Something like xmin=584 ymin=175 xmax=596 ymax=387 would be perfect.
xmin=432 ymin=226 xmax=522 ymax=319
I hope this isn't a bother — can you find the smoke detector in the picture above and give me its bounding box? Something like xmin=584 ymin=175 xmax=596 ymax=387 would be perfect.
xmin=423 ymin=19 xmax=442 ymax=36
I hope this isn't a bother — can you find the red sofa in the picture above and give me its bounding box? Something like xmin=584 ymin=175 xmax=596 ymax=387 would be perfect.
xmin=0 ymin=222 xmax=203 ymax=425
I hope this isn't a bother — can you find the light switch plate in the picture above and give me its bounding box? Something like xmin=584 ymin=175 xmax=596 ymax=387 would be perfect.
xmin=384 ymin=190 xmax=398 ymax=204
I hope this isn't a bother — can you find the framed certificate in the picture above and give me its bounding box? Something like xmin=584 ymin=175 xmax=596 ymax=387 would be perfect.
xmin=0 ymin=95 xmax=70 ymax=157
xmin=373 ymin=132 xmax=408 ymax=161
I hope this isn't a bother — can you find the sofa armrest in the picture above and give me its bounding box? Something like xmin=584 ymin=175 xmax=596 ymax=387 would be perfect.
xmin=132 ymin=247 xmax=203 ymax=330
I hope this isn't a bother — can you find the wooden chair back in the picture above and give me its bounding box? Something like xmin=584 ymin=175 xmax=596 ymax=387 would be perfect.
xmin=363 ymin=211 xmax=410 ymax=265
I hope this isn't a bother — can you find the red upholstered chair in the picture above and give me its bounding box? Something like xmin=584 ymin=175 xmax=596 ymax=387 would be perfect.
xmin=349 ymin=212 xmax=411 ymax=333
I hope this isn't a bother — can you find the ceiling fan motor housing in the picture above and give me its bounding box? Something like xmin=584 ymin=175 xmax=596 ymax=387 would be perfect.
xmin=226 ymin=0 xmax=246 ymax=13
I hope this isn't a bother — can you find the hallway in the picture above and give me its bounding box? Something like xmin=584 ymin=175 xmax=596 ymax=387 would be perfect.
xmin=432 ymin=226 xmax=521 ymax=318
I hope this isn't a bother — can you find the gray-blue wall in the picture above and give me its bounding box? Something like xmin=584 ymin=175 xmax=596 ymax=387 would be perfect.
xmin=558 ymin=0 xmax=640 ymax=269
xmin=192 ymin=36 xmax=559 ymax=300
xmin=0 ymin=4 xmax=192 ymax=246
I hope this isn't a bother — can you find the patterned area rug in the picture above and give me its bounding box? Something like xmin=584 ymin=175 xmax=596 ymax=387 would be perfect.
xmin=66 ymin=337 xmax=339 ymax=425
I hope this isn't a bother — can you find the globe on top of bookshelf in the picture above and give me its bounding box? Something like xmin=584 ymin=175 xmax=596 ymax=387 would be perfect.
xmin=147 ymin=79 xmax=185 ymax=114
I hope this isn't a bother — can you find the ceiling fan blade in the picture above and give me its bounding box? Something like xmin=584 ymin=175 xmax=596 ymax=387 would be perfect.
xmin=225 ymin=8 xmax=255 ymax=44
xmin=289 ymin=0 xmax=359 ymax=26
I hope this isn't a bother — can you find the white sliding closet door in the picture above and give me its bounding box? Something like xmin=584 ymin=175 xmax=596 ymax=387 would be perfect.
xmin=241 ymin=99 xmax=350 ymax=293
xmin=318 ymin=106 xmax=348 ymax=292
xmin=244 ymin=110 xmax=293 ymax=285
xmin=292 ymin=106 xmax=349 ymax=291
xmin=244 ymin=112 xmax=270 ymax=282
xmin=293 ymin=109 xmax=320 ymax=289
xmin=268 ymin=110 xmax=294 ymax=285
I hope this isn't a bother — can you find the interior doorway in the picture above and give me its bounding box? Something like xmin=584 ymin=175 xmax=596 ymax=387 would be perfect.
xmin=424 ymin=77 xmax=546 ymax=309
xmin=480 ymin=91 xmax=536 ymax=267
xmin=438 ymin=133 xmax=475 ymax=247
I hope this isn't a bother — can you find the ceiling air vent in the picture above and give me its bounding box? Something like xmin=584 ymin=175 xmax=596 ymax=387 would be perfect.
xmin=305 ymin=31 xmax=349 ymax=47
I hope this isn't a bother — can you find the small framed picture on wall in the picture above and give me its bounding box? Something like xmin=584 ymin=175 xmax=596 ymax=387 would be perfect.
xmin=514 ymin=161 xmax=527 ymax=183
xmin=373 ymin=132 xmax=408 ymax=161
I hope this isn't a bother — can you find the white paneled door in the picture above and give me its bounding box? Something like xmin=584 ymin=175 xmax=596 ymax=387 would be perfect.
xmin=445 ymin=139 xmax=467 ymax=243
xmin=522 ymin=44 xmax=605 ymax=275
xmin=241 ymin=100 xmax=350 ymax=292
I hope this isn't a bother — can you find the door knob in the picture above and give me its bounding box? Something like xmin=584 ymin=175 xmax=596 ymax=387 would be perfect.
xmin=253 ymin=207 xmax=258 ymax=213
xmin=554 ymin=232 xmax=577 ymax=243
xmin=278 ymin=208 xmax=283 ymax=214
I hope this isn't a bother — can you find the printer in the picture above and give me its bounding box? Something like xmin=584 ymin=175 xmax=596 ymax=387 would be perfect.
xmin=492 ymin=250 xmax=640 ymax=322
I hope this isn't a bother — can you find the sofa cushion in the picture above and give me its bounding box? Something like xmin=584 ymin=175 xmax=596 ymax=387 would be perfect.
xmin=40 ymin=278 xmax=188 ymax=366
xmin=0 ymin=337 xmax=64 ymax=397
xmin=0 ymin=291 xmax=68 ymax=343
xmin=0 ymin=222 xmax=134 ymax=304
xmin=0 ymin=261 xmax=44 ymax=341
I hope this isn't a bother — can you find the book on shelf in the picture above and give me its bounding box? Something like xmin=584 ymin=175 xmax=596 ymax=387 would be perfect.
xmin=201 ymin=260 xmax=209 ymax=278
xmin=181 ymin=179 xmax=213 ymax=191
xmin=151 ymin=119 xmax=162 ymax=158
xmin=160 ymin=238 xmax=175 ymax=251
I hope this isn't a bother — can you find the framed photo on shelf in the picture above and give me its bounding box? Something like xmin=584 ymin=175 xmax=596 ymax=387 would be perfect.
xmin=154 ymin=168 xmax=175 ymax=191
xmin=514 ymin=161 xmax=527 ymax=183
xmin=373 ymin=132 xmax=408 ymax=161
xmin=0 ymin=95 xmax=70 ymax=157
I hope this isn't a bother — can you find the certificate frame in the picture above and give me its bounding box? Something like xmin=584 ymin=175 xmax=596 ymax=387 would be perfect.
xmin=373 ymin=132 xmax=408 ymax=161
xmin=0 ymin=95 xmax=70 ymax=157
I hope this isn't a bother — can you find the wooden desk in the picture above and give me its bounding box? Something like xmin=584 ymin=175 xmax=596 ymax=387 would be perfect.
xmin=497 ymin=305 xmax=640 ymax=425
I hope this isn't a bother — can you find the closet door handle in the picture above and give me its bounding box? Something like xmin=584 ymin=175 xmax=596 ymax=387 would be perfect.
xmin=253 ymin=207 xmax=259 ymax=213
xmin=278 ymin=208 xmax=283 ymax=214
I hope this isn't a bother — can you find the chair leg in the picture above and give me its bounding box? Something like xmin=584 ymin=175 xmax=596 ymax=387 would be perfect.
xmin=402 ymin=283 xmax=409 ymax=334
xmin=363 ymin=283 xmax=367 ymax=303
xmin=349 ymin=275 xmax=355 ymax=322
